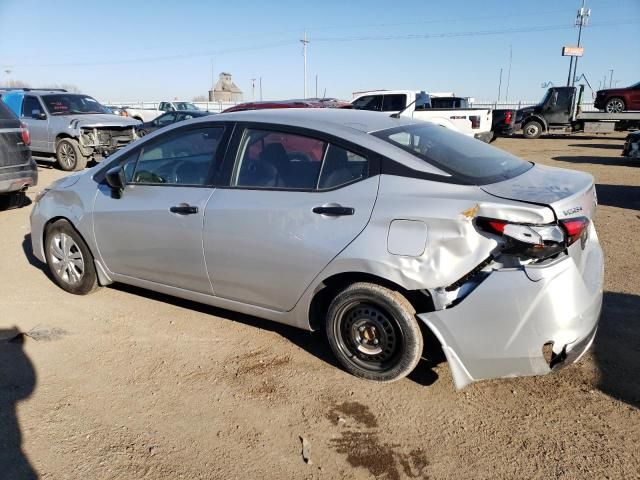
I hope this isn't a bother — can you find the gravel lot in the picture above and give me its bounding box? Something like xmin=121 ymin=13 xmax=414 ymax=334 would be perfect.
xmin=1 ymin=133 xmax=638 ymax=480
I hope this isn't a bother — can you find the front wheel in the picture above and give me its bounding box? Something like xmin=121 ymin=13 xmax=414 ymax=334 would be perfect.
xmin=605 ymin=97 xmax=625 ymax=113
xmin=56 ymin=138 xmax=87 ymax=171
xmin=44 ymin=220 xmax=99 ymax=295
xmin=326 ymin=282 xmax=423 ymax=382
xmin=523 ymin=120 xmax=543 ymax=139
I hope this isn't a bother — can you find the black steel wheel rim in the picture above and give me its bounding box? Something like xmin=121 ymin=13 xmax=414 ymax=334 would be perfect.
xmin=334 ymin=300 xmax=404 ymax=372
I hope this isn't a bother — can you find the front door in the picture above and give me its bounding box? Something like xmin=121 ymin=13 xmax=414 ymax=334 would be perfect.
xmin=93 ymin=125 xmax=226 ymax=294
xmin=203 ymin=126 xmax=379 ymax=312
xmin=20 ymin=96 xmax=50 ymax=152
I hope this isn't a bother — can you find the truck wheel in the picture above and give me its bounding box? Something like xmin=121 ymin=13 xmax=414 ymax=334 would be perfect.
xmin=523 ymin=120 xmax=543 ymax=139
xmin=605 ymin=98 xmax=625 ymax=113
xmin=326 ymin=282 xmax=423 ymax=382
xmin=56 ymin=138 xmax=87 ymax=171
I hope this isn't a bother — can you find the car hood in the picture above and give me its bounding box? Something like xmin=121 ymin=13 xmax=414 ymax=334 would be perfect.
xmin=481 ymin=163 xmax=596 ymax=221
xmin=596 ymin=88 xmax=627 ymax=96
xmin=62 ymin=114 xmax=140 ymax=128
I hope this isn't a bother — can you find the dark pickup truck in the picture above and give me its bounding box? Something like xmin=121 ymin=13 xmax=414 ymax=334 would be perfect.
xmin=491 ymin=108 xmax=520 ymax=138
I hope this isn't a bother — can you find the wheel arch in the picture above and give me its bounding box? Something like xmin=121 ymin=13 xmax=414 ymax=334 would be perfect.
xmin=42 ymin=216 xmax=112 ymax=286
xmin=307 ymin=271 xmax=434 ymax=331
xmin=522 ymin=115 xmax=547 ymax=132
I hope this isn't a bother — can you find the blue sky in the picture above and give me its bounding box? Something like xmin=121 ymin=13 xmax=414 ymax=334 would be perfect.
xmin=0 ymin=0 xmax=638 ymax=103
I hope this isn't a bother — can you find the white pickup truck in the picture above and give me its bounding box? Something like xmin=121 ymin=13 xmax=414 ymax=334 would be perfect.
xmin=351 ymin=90 xmax=493 ymax=142
xmin=124 ymin=100 xmax=201 ymax=123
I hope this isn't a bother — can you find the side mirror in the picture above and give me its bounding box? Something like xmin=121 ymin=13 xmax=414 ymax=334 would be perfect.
xmin=32 ymin=110 xmax=46 ymax=120
xmin=105 ymin=166 xmax=125 ymax=199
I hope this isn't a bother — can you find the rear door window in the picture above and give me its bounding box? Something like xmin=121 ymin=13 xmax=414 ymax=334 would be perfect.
xmin=381 ymin=94 xmax=407 ymax=111
xmin=22 ymin=96 xmax=44 ymax=118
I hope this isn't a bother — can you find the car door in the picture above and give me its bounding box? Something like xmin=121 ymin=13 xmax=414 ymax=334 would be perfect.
xmin=92 ymin=124 xmax=228 ymax=294
xmin=20 ymin=96 xmax=49 ymax=151
xmin=545 ymin=88 xmax=573 ymax=125
xmin=203 ymin=125 xmax=379 ymax=312
xmin=629 ymin=83 xmax=640 ymax=109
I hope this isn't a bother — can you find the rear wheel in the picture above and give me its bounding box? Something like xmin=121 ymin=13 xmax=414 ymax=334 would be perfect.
xmin=523 ymin=120 xmax=543 ymax=139
xmin=44 ymin=220 xmax=99 ymax=295
xmin=605 ymin=97 xmax=625 ymax=113
xmin=56 ymin=138 xmax=87 ymax=171
xmin=326 ymin=282 xmax=423 ymax=382
xmin=0 ymin=191 xmax=27 ymax=210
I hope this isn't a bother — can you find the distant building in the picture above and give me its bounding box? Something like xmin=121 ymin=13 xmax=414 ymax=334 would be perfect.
xmin=209 ymin=72 xmax=243 ymax=102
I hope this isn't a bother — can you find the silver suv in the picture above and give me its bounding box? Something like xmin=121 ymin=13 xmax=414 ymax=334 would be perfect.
xmin=1 ymin=89 xmax=139 ymax=171
xmin=30 ymin=109 xmax=603 ymax=389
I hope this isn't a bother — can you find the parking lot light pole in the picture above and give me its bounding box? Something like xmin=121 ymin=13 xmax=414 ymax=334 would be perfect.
xmin=570 ymin=0 xmax=590 ymax=87
xmin=301 ymin=31 xmax=309 ymax=99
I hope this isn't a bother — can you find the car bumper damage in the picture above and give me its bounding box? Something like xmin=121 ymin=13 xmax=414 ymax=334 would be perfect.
xmin=0 ymin=161 xmax=38 ymax=194
xmin=418 ymin=225 xmax=604 ymax=390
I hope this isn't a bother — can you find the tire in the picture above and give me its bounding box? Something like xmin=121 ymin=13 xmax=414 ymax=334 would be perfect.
xmin=44 ymin=220 xmax=99 ymax=295
xmin=56 ymin=138 xmax=87 ymax=171
xmin=523 ymin=120 xmax=543 ymax=139
xmin=325 ymin=282 xmax=423 ymax=382
xmin=0 ymin=191 xmax=26 ymax=210
xmin=137 ymin=129 xmax=147 ymax=137
xmin=605 ymin=97 xmax=625 ymax=113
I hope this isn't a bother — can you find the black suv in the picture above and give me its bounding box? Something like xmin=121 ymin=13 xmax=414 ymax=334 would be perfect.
xmin=0 ymin=101 xmax=37 ymax=208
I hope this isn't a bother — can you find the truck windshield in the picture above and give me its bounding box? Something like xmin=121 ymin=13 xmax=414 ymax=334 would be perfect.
xmin=42 ymin=94 xmax=110 ymax=115
xmin=538 ymin=90 xmax=552 ymax=106
xmin=373 ymin=123 xmax=532 ymax=185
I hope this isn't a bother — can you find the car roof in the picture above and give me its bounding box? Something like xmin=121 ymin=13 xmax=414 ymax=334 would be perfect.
xmin=215 ymin=108 xmax=417 ymax=133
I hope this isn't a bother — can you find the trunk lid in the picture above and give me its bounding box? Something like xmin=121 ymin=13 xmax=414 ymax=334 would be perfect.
xmin=480 ymin=163 xmax=596 ymax=221
xmin=0 ymin=118 xmax=31 ymax=168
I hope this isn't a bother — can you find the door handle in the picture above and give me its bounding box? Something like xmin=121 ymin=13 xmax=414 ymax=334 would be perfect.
xmin=170 ymin=203 xmax=198 ymax=215
xmin=312 ymin=205 xmax=355 ymax=216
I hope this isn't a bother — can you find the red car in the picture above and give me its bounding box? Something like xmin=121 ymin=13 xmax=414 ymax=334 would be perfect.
xmin=221 ymin=98 xmax=352 ymax=113
xmin=594 ymin=81 xmax=640 ymax=113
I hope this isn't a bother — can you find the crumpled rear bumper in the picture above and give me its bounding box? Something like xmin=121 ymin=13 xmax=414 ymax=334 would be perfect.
xmin=418 ymin=228 xmax=604 ymax=389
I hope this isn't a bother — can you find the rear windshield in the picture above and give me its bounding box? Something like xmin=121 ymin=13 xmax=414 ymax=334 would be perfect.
xmin=0 ymin=100 xmax=17 ymax=120
xmin=373 ymin=123 xmax=532 ymax=185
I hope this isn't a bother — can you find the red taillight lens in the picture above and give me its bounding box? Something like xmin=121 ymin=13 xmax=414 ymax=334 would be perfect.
xmin=470 ymin=115 xmax=480 ymax=129
xmin=20 ymin=123 xmax=30 ymax=146
xmin=560 ymin=217 xmax=589 ymax=246
xmin=505 ymin=110 xmax=512 ymax=125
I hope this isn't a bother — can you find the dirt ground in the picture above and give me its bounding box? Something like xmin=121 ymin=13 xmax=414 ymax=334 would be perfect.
xmin=1 ymin=133 xmax=638 ymax=480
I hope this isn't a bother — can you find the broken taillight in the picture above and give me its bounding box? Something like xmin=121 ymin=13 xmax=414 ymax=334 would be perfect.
xmin=20 ymin=122 xmax=30 ymax=146
xmin=559 ymin=217 xmax=589 ymax=246
xmin=476 ymin=217 xmax=567 ymax=260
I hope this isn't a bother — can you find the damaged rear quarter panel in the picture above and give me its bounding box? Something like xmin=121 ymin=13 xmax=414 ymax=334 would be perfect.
xmin=315 ymin=175 xmax=556 ymax=292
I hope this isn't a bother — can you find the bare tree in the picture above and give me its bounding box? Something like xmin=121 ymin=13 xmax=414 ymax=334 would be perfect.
xmin=4 ymin=79 xmax=31 ymax=88
xmin=192 ymin=95 xmax=208 ymax=102
xmin=42 ymin=83 xmax=82 ymax=93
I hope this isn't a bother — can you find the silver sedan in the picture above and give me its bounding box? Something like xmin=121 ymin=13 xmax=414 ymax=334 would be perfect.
xmin=30 ymin=109 xmax=603 ymax=389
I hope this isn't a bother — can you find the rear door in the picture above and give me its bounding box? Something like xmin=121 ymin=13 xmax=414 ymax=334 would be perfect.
xmin=92 ymin=124 xmax=228 ymax=294
xmin=203 ymin=124 xmax=379 ymax=311
xmin=20 ymin=96 xmax=49 ymax=151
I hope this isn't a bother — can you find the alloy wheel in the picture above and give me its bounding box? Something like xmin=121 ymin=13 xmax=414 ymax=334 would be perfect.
xmin=606 ymin=99 xmax=624 ymax=113
xmin=49 ymin=232 xmax=85 ymax=285
xmin=58 ymin=143 xmax=77 ymax=169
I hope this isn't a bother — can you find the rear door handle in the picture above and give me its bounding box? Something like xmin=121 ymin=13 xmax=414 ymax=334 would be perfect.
xmin=170 ymin=203 xmax=198 ymax=215
xmin=312 ymin=205 xmax=355 ymax=216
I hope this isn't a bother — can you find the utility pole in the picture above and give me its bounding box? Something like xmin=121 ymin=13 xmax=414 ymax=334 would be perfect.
xmin=259 ymin=77 xmax=263 ymax=101
xmin=609 ymin=69 xmax=614 ymax=88
xmin=300 ymin=31 xmax=309 ymax=98
xmin=570 ymin=0 xmax=590 ymax=87
xmin=497 ymin=67 xmax=503 ymax=103
xmin=505 ymin=45 xmax=512 ymax=103
xmin=315 ymin=75 xmax=318 ymax=98
xmin=250 ymin=77 xmax=256 ymax=100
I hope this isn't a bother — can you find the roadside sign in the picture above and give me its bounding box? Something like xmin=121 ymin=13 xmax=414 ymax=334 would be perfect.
xmin=562 ymin=46 xmax=584 ymax=57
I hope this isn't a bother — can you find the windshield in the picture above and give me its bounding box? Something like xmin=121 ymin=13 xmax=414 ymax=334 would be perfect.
xmin=630 ymin=81 xmax=640 ymax=89
xmin=174 ymin=102 xmax=198 ymax=110
xmin=373 ymin=123 xmax=532 ymax=185
xmin=538 ymin=89 xmax=552 ymax=106
xmin=42 ymin=94 xmax=109 ymax=115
